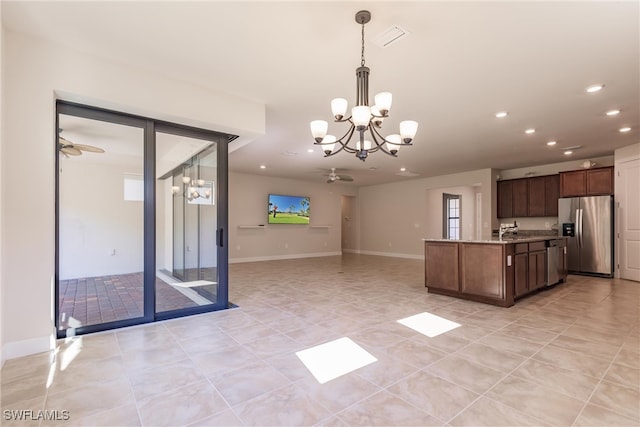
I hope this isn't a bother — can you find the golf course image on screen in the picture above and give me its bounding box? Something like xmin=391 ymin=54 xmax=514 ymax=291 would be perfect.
xmin=267 ymin=194 xmax=310 ymax=224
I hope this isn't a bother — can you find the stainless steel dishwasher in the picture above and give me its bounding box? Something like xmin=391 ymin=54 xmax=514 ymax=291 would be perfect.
xmin=546 ymin=239 xmax=561 ymax=286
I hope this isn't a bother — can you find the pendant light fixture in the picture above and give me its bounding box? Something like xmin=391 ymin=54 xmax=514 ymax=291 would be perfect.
xmin=310 ymin=10 xmax=418 ymax=161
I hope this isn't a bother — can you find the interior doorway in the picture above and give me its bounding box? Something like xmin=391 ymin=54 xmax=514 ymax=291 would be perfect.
xmin=341 ymin=195 xmax=358 ymax=253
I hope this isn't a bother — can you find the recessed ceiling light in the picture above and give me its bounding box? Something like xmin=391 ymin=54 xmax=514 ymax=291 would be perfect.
xmin=400 ymin=167 xmax=406 ymax=172
xmin=585 ymin=84 xmax=604 ymax=93
xmin=259 ymin=165 xmax=266 ymax=169
xmin=606 ymin=109 xmax=620 ymax=116
xmin=495 ymin=111 xmax=508 ymax=118
xmin=307 ymin=148 xmax=315 ymax=153
xmin=525 ymin=128 xmax=535 ymax=134
xmin=619 ymin=127 xmax=631 ymax=133
xmin=547 ymin=141 xmax=557 ymax=146
xmin=564 ymin=150 xmax=573 ymax=155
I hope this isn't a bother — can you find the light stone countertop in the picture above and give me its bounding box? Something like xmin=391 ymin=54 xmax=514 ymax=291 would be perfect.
xmin=422 ymin=235 xmax=567 ymax=245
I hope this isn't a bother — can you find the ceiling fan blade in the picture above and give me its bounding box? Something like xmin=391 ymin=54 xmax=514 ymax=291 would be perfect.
xmin=61 ymin=147 xmax=82 ymax=156
xmin=338 ymin=175 xmax=354 ymax=182
xmin=73 ymin=144 xmax=105 ymax=153
xmin=59 ymin=136 xmax=73 ymax=145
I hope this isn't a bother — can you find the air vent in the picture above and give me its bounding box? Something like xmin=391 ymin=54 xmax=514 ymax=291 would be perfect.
xmin=396 ymin=170 xmax=420 ymax=177
xmin=372 ymin=25 xmax=409 ymax=48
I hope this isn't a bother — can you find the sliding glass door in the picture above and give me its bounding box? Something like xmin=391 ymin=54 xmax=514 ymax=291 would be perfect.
xmin=56 ymin=102 xmax=230 ymax=338
xmin=155 ymin=129 xmax=227 ymax=317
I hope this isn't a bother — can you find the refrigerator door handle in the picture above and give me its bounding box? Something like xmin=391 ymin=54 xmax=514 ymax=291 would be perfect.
xmin=578 ymin=208 xmax=583 ymax=248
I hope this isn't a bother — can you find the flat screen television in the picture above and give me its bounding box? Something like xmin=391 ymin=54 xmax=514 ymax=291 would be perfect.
xmin=268 ymin=194 xmax=310 ymax=224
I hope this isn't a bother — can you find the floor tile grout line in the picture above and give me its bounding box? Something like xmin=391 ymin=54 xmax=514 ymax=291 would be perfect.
xmin=570 ymin=333 xmax=637 ymax=425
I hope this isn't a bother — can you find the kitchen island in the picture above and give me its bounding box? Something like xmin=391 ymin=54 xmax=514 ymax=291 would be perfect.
xmin=423 ymin=236 xmax=567 ymax=307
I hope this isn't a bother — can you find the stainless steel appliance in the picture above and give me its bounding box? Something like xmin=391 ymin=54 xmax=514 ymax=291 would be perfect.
xmin=558 ymin=195 xmax=613 ymax=277
xmin=545 ymin=239 xmax=561 ymax=286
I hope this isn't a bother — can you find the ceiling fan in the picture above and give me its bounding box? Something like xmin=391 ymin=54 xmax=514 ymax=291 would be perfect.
xmin=325 ymin=167 xmax=354 ymax=183
xmin=58 ymin=131 xmax=105 ymax=158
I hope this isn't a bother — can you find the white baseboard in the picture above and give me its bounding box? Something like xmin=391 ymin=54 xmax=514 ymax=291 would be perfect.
xmin=357 ymin=250 xmax=424 ymax=260
xmin=230 ymin=251 xmax=342 ymax=264
xmin=2 ymin=335 xmax=52 ymax=364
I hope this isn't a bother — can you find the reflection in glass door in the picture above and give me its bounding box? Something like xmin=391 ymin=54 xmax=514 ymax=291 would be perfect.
xmin=155 ymin=130 xmax=226 ymax=315
xmin=57 ymin=111 xmax=146 ymax=333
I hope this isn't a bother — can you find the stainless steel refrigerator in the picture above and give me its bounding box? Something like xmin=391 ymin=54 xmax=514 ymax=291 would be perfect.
xmin=558 ymin=195 xmax=613 ymax=277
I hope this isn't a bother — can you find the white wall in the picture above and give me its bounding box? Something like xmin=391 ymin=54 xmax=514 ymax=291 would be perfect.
xmin=229 ymin=172 xmax=357 ymax=262
xmin=59 ymin=160 xmax=144 ymax=279
xmin=1 ymin=30 xmax=265 ymax=361
xmin=357 ymin=169 xmax=494 ymax=258
xmin=498 ymin=155 xmax=615 ymax=180
xmin=0 ymin=7 xmax=5 ymax=367
xmin=425 ymin=186 xmax=478 ymax=240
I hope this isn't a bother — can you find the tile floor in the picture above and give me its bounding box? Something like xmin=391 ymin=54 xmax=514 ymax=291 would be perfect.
xmin=2 ymin=254 xmax=639 ymax=426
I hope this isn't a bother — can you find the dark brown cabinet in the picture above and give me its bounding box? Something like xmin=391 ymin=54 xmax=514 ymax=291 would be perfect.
xmin=498 ymin=174 xmax=560 ymax=218
xmin=528 ymin=177 xmax=546 ymax=217
xmin=514 ymin=241 xmax=546 ymax=298
xmin=512 ymin=179 xmax=529 ymax=217
xmin=545 ymin=174 xmax=560 ymax=216
xmin=497 ymin=180 xmax=513 ymax=218
xmin=529 ymin=245 xmax=547 ymax=291
xmin=560 ymin=166 xmax=613 ymax=197
xmin=514 ymin=245 xmax=529 ymax=298
xmin=424 ymin=242 xmax=459 ymax=292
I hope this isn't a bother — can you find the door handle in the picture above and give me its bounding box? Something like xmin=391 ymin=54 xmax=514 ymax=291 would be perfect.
xmin=217 ymin=228 xmax=224 ymax=247
xmin=578 ymin=209 xmax=583 ymax=248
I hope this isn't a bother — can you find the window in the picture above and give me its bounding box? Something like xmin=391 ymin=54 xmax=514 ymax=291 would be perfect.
xmin=443 ymin=194 xmax=461 ymax=240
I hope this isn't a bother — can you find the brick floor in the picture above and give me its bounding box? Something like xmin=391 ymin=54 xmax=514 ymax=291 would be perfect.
xmin=58 ymin=272 xmax=200 ymax=330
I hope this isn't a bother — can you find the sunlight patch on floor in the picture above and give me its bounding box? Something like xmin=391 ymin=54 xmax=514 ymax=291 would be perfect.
xmin=397 ymin=312 xmax=461 ymax=337
xmin=296 ymin=337 xmax=377 ymax=384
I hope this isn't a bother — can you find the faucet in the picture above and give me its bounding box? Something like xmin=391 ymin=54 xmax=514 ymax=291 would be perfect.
xmin=499 ymin=222 xmax=519 ymax=239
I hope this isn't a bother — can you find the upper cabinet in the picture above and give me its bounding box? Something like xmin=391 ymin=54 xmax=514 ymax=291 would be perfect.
xmin=560 ymin=166 xmax=614 ymax=197
xmin=497 ymin=180 xmax=513 ymax=218
xmin=497 ymin=174 xmax=560 ymax=218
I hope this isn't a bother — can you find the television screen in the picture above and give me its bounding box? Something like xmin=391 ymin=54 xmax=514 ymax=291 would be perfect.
xmin=268 ymin=194 xmax=310 ymax=224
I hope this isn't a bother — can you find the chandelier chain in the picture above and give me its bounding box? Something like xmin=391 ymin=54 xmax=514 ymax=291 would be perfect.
xmin=360 ymin=20 xmax=365 ymax=67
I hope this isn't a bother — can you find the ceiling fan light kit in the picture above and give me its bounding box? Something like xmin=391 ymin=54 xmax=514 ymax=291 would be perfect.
xmin=310 ymin=10 xmax=418 ymax=162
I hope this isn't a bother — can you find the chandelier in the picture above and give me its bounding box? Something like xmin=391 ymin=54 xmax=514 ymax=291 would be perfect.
xmin=171 ymin=176 xmax=213 ymax=204
xmin=310 ymin=10 xmax=418 ymax=161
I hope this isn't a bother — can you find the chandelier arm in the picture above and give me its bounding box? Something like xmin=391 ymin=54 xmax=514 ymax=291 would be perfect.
xmin=369 ymin=127 xmax=398 ymax=156
xmin=333 ymin=125 xmax=358 ymax=154
xmin=367 ymin=127 xmax=390 ymax=155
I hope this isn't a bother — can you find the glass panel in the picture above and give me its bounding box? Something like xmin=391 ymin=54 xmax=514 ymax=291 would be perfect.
xmin=155 ymin=132 xmax=220 ymax=314
xmin=58 ymin=114 xmax=144 ymax=332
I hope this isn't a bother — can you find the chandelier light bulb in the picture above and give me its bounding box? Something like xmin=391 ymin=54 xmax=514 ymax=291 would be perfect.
xmin=331 ymin=98 xmax=348 ymax=120
xmin=171 ymin=186 xmax=180 ymax=194
xmin=399 ymin=121 xmax=418 ymax=143
xmin=197 ymin=179 xmax=205 ymax=186
xmin=310 ymin=120 xmax=328 ymax=142
xmin=182 ymin=176 xmax=191 ymax=184
xmin=352 ymin=106 xmax=371 ymax=129
xmin=322 ymin=135 xmax=337 ymax=155
xmin=374 ymin=92 xmax=392 ymax=115
xmin=385 ymin=134 xmax=401 ymax=154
